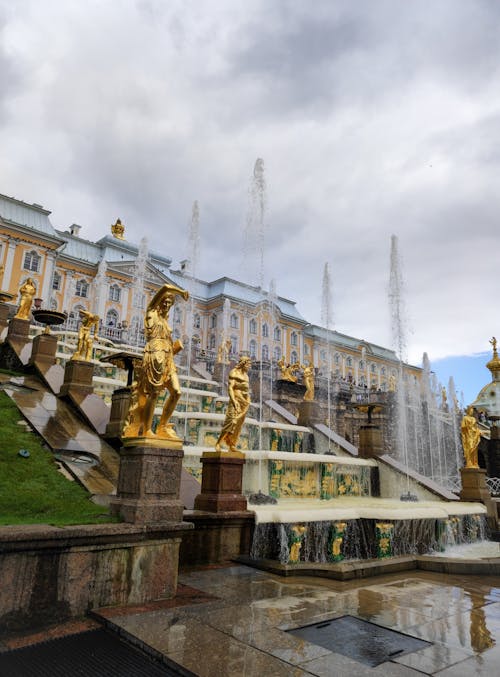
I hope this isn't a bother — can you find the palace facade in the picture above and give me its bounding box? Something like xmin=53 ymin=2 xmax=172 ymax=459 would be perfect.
xmin=0 ymin=192 xmax=420 ymax=388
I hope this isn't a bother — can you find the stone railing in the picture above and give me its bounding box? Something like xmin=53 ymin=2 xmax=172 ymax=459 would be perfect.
xmin=486 ymin=477 xmax=500 ymax=497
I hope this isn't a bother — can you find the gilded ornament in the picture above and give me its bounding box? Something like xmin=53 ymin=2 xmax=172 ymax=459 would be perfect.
xmin=71 ymin=310 xmax=100 ymax=361
xmin=301 ymin=362 xmax=315 ymax=401
xmin=215 ymin=356 xmax=251 ymax=452
xmin=111 ymin=218 xmax=125 ymax=240
xmin=14 ymin=277 xmax=36 ymax=320
xmin=461 ymin=406 xmax=481 ymax=469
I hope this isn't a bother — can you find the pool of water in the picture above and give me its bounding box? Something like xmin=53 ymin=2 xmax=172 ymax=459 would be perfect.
xmin=430 ymin=541 xmax=500 ymax=559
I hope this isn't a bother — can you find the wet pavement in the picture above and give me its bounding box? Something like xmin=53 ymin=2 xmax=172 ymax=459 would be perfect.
xmin=89 ymin=565 xmax=500 ymax=676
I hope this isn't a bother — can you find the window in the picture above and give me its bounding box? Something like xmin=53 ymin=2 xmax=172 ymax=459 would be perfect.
xmin=106 ymin=309 xmax=119 ymax=327
xmin=381 ymin=367 xmax=386 ymax=376
xmin=230 ymin=335 xmax=238 ymax=353
xmin=52 ymin=272 xmax=61 ymax=291
xmin=230 ymin=313 xmax=238 ymax=329
xmin=274 ymin=346 xmax=282 ymax=361
xmin=193 ymin=314 xmax=201 ymax=329
xmin=359 ymin=360 xmax=365 ymax=371
xmin=274 ymin=326 xmax=281 ymax=341
xmin=262 ymin=323 xmax=269 ymax=338
xmin=173 ymin=306 xmax=181 ymax=323
xmin=291 ymin=350 xmax=298 ymax=364
xmin=371 ymin=363 xmax=377 ymax=374
xmin=174 ymin=328 xmax=181 ymax=340
xmin=49 ymin=298 xmax=57 ymax=310
xmin=75 ymin=279 xmax=89 ymax=298
xmin=210 ymin=314 xmax=217 ymax=329
xmin=304 ymin=344 xmax=310 ymax=355
xmin=209 ymin=334 xmax=216 ymax=349
xmin=23 ymin=250 xmax=41 ymax=272
xmin=262 ymin=344 xmax=269 ymax=360
xmin=346 ymin=356 xmax=353 ymax=367
xmin=249 ymin=318 xmax=257 ymax=334
xmin=290 ymin=332 xmax=298 ymax=346
xmin=334 ymin=353 xmax=340 ymax=365
xmin=249 ymin=339 xmax=257 ymax=358
xmin=109 ymin=284 xmax=121 ymax=302
xmin=320 ymin=350 xmax=327 ymax=362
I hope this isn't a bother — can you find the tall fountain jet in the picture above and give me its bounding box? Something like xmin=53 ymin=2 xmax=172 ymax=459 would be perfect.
xmin=321 ymin=262 xmax=333 ymax=448
xmin=243 ymin=158 xmax=267 ymax=289
xmin=131 ymin=237 xmax=149 ymax=345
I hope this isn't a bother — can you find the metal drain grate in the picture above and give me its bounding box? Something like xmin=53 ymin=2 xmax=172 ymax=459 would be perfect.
xmin=287 ymin=615 xmax=431 ymax=667
xmin=0 ymin=629 xmax=186 ymax=676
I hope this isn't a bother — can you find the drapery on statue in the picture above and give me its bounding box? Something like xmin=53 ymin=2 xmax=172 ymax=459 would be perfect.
xmin=217 ymin=336 xmax=231 ymax=364
xmin=277 ymin=357 xmax=300 ymax=382
xmin=461 ymin=406 xmax=481 ymax=469
xmin=302 ymin=362 xmax=315 ymax=401
xmin=14 ymin=277 xmax=36 ymax=320
xmin=123 ymin=283 xmax=189 ymax=441
xmin=72 ymin=310 xmax=100 ymax=361
xmin=215 ymin=356 xmax=251 ymax=452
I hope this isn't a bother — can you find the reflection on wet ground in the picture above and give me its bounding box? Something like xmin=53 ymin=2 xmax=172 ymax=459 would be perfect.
xmin=2 ymin=380 xmax=119 ymax=495
xmin=94 ymin=565 xmax=500 ymax=676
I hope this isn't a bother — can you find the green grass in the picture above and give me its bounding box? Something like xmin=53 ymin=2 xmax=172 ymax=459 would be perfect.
xmin=0 ymin=390 xmax=118 ymax=526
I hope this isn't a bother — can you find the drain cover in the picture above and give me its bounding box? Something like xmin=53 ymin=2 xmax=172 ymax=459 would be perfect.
xmin=287 ymin=615 xmax=431 ymax=667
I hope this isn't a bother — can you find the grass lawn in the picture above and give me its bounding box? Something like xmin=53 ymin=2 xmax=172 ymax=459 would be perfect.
xmin=0 ymin=390 xmax=118 ymax=526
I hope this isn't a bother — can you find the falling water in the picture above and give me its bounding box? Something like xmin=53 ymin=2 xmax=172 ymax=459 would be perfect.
xmin=388 ymin=235 xmax=410 ymax=493
xmin=183 ymin=201 xmax=201 ymax=441
xmin=321 ymin=262 xmax=333 ymax=449
xmin=92 ymin=258 xmax=107 ymax=317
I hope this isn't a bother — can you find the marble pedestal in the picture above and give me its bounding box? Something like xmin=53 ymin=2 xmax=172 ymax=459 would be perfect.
xmin=111 ymin=440 xmax=184 ymax=523
xmin=358 ymin=424 xmax=384 ymax=458
xmin=194 ymin=451 xmax=247 ymax=512
xmin=59 ymin=359 xmax=94 ymax=397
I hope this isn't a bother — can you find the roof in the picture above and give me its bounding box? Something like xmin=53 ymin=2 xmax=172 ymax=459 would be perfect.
xmin=0 ymin=193 xmax=59 ymax=238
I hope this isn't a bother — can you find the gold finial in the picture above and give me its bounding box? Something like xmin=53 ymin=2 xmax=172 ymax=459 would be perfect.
xmin=111 ymin=218 xmax=125 ymax=240
xmin=487 ymin=336 xmax=500 ymax=379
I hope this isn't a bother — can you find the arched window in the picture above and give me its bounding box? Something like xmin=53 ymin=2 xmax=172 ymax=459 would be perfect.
xmin=210 ymin=314 xmax=217 ymax=328
xmin=274 ymin=326 xmax=281 ymax=341
xmin=262 ymin=323 xmax=269 ymax=338
xmin=262 ymin=344 xmax=269 ymax=360
xmin=274 ymin=346 xmax=282 ymax=361
xmin=75 ymin=279 xmax=89 ymax=298
xmin=193 ymin=313 xmax=201 ymax=329
xmin=249 ymin=318 xmax=257 ymax=334
xmin=109 ymin=284 xmax=121 ymax=302
xmin=52 ymin=272 xmax=61 ymax=291
xmin=290 ymin=332 xmax=298 ymax=346
xmin=23 ymin=250 xmax=41 ymax=272
xmin=106 ymin=309 xmax=119 ymax=327
xmin=334 ymin=353 xmax=340 ymax=365
xmin=359 ymin=375 xmax=366 ymax=386
xmin=381 ymin=367 xmax=386 ymax=376
xmin=320 ymin=350 xmax=327 ymax=362
xmin=304 ymin=344 xmax=310 ymax=355
xmin=249 ymin=339 xmax=257 ymax=358
xmin=230 ymin=313 xmax=238 ymax=329
xmin=359 ymin=360 xmax=365 ymax=371
xmin=291 ymin=350 xmax=298 ymax=363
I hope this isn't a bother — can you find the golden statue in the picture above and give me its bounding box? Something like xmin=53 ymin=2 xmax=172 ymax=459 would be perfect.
xmin=289 ymin=525 xmax=307 ymax=563
xmin=277 ymin=357 xmax=300 ymax=382
xmin=215 ymin=356 xmax=251 ymax=452
xmin=72 ymin=310 xmax=100 ymax=361
xmin=388 ymin=374 xmax=396 ymax=392
xmin=111 ymin=218 xmax=125 ymax=240
xmin=123 ymin=283 xmax=189 ymax=441
xmin=461 ymin=406 xmax=481 ymax=469
xmin=14 ymin=277 xmax=36 ymax=320
xmin=217 ymin=336 xmax=231 ymax=364
xmin=302 ymin=362 xmax=315 ymax=401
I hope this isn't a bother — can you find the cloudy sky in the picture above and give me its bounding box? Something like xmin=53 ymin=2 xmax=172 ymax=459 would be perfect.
xmin=1 ymin=0 xmax=499 ymax=398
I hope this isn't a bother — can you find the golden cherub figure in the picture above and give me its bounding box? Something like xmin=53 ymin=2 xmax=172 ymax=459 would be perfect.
xmin=123 ymin=283 xmax=189 ymax=441
xmin=72 ymin=310 xmax=100 ymax=361
xmin=461 ymin=406 xmax=481 ymax=469
xmin=14 ymin=277 xmax=36 ymax=320
xmin=215 ymin=356 xmax=251 ymax=452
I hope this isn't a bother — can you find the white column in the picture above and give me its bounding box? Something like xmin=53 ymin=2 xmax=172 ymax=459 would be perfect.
xmin=3 ymin=240 xmax=18 ymax=290
xmin=41 ymin=253 xmax=56 ymax=302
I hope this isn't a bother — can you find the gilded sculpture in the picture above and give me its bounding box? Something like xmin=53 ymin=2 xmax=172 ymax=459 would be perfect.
xmin=217 ymin=336 xmax=231 ymax=364
xmin=215 ymin=355 xmax=251 ymax=452
xmin=111 ymin=218 xmax=125 ymax=240
xmin=14 ymin=277 xmax=36 ymax=320
xmin=123 ymin=283 xmax=189 ymax=441
xmin=461 ymin=406 xmax=481 ymax=469
xmin=302 ymin=362 xmax=315 ymax=401
xmin=277 ymin=357 xmax=300 ymax=382
xmin=72 ymin=310 xmax=100 ymax=361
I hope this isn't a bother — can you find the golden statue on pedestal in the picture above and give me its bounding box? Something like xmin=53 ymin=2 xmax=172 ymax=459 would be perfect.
xmin=461 ymin=406 xmax=481 ymax=469
xmin=123 ymin=283 xmax=189 ymax=441
xmin=217 ymin=336 xmax=231 ymax=364
xmin=14 ymin=277 xmax=36 ymax=320
xmin=302 ymin=362 xmax=315 ymax=401
xmin=215 ymin=356 xmax=251 ymax=452
xmin=72 ymin=310 xmax=100 ymax=361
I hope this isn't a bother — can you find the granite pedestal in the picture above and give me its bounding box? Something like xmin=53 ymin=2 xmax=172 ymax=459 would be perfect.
xmin=0 ymin=317 xmax=32 ymax=369
xmin=358 ymin=424 xmax=384 ymax=458
xmin=59 ymin=359 xmax=94 ymax=397
xmin=59 ymin=359 xmax=110 ymax=434
xmin=105 ymin=387 xmax=132 ymax=441
xmin=194 ymin=451 xmax=247 ymax=512
xmin=28 ymin=332 xmax=64 ymax=393
xmin=111 ymin=440 xmax=185 ymax=524
xmin=460 ymin=467 xmax=497 ymax=524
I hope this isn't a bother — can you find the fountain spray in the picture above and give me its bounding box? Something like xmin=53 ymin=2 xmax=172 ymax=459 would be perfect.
xmin=321 ymin=262 xmax=333 ymax=450
xmin=183 ymin=201 xmax=200 ymax=443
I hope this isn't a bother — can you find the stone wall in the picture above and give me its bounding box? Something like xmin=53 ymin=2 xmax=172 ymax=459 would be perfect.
xmin=0 ymin=522 xmax=189 ymax=635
